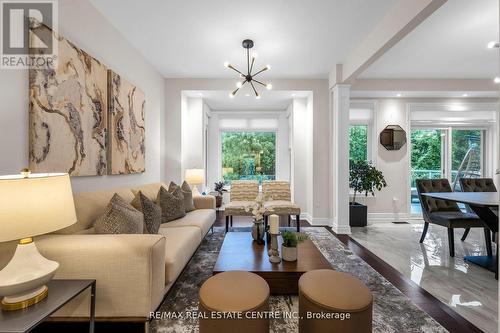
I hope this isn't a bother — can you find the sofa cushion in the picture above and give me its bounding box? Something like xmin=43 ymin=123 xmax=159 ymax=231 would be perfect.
xmin=160 ymin=209 xmax=215 ymax=238
xmin=131 ymin=191 xmax=162 ymax=234
xmin=169 ymin=181 xmax=195 ymax=213
xmin=57 ymin=187 xmax=135 ymax=234
xmin=157 ymin=186 xmax=186 ymax=223
xmin=94 ymin=194 xmax=144 ymax=234
xmin=157 ymin=226 xmax=201 ymax=283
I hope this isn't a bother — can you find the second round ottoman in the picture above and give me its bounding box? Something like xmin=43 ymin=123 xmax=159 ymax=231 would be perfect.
xmin=199 ymin=270 xmax=270 ymax=333
xmin=299 ymin=269 xmax=373 ymax=333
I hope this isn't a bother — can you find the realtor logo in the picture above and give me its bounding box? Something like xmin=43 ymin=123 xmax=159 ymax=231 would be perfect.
xmin=1 ymin=0 xmax=58 ymax=69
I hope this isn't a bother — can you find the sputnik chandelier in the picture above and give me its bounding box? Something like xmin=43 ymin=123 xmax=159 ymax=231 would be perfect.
xmin=224 ymin=39 xmax=272 ymax=99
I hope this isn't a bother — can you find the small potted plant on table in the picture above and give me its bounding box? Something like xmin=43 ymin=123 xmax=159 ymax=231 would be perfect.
xmin=213 ymin=181 xmax=227 ymax=208
xmin=349 ymin=160 xmax=387 ymax=227
xmin=281 ymin=231 xmax=307 ymax=261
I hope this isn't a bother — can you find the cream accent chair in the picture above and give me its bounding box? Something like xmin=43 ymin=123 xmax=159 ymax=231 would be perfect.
xmin=224 ymin=180 xmax=259 ymax=232
xmin=0 ymin=182 xmax=216 ymax=324
xmin=262 ymin=181 xmax=301 ymax=232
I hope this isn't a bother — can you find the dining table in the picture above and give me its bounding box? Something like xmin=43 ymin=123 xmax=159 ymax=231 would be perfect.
xmin=422 ymin=192 xmax=499 ymax=278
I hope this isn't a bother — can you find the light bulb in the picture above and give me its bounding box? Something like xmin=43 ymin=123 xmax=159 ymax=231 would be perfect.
xmin=236 ymin=81 xmax=243 ymax=88
xmin=256 ymin=94 xmax=261 ymax=99
xmin=494 ymin=77 xmax=500 ymax=84
xmin=266 ymin=83 xmax=272 ymax=90
xmin=224 ymin=61 xmax=230 ymax=68
xmin=462 ymin=93 xmax=468 ymax=97
xmin=487 ymin=41 xmax=499 ymax=49
xmin=229 ymin=92 xmax=235 ymax=98
xmin=266 ymin=64 xmax=271 ymax=70
xmin=252 ymin=52 xmax=258 ymax=59
xmin=396 ymin=93 xmax=402 ymax=97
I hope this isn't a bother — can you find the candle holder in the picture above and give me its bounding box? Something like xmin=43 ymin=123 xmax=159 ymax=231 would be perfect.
xmin=268 ymin=233 xmax=281 ymax=263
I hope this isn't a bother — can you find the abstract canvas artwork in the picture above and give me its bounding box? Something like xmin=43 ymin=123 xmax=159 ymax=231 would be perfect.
xmin=107 ymin=70 xmax=146 ymax=174
xmin=29 ymin=27 xmax=108 ymax=176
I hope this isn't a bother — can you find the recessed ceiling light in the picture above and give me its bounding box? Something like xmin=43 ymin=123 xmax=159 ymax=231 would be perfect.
xmin=198 ymin=93 xmax=203 ymax=97
xmin=487 ymin=41 xmax=499 ymax=49
xmin=462 ymin=93 xmax=468 ymax=97
xmin=291 ymin=93 xmax=295 ymax=97
xmin=494 ymin=77 xmax=500 ymax=84
xmin=396 ymin=93 xmax=402 ymax=97
xmin=245 ymin=93 xmax=250 ymax=97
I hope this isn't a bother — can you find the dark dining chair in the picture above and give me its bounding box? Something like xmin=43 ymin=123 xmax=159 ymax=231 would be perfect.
xmin=459 ymin=178 xmax=497 ymax=242
xmin=416 ymin=179 xmax=491 ymax=257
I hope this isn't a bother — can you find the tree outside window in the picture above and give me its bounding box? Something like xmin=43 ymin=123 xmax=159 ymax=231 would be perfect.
xmin=221 ymin=132 xmax=276 ymax=184
xmin=349 ymin=125 xmax=368 ymax=162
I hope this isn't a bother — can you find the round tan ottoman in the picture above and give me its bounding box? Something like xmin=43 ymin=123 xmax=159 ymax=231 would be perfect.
xmin=199 ymin=271 xmax=270 ymax=333
xmin=299 ymin=269 xmax=373 ymax=333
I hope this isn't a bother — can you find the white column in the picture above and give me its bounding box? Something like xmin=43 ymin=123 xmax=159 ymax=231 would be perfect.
xmin=331 ymin=84 xmax=351 ymax=234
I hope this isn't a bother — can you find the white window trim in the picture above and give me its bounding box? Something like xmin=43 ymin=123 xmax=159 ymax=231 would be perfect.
xmin=349 ymin=100 xmax=378 ymax=197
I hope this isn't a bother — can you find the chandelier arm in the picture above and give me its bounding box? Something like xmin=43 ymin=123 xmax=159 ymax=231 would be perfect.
xmin=231 ymin=87 xmax=240 ymax=96
xmin=227 ymin=64 xmax=245 ymax=76
xmin=252 ymin=66 xmax=269 ymax=77
xmin=252 ymin=79 xmax=267 ymax=87
xmin=249 ymin=57 xmax=255 ymax=74
xmin=250 ymin=81 xmax=259 ymax=97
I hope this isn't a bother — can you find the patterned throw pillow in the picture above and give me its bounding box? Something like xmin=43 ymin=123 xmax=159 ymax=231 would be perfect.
xmin=169 ymin=181 xmax=195 ymax=212
xmin=131 ymin=191 xmax=162 ymax=234
xmin=157 ymin=186 xmax=186 ymax=223
xmin=94 ymin=194 xmax=144 ymax=234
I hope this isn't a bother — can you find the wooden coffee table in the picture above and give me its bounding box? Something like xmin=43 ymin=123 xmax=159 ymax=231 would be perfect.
xmin=213 ymin=232 xmax=332 ymax=294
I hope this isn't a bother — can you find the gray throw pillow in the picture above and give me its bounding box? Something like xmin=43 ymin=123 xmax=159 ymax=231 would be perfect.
xmin=131 ymin=191 xmax=162 ymax=234
xmin=94 ymin=194 xmax=144 ymax=234
xmin=157 ymin=186 xmax=186 ymax=223
xmin=169 ymin=181 xmax=195 ymax=212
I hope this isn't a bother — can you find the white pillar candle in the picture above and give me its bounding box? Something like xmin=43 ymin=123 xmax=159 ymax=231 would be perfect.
xmin=269 ymin=214 xmax=279 ymax=234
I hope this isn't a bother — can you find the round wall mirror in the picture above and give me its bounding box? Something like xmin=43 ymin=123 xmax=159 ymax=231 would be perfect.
xmin=380 ymin=125 xmax=406 ymax=150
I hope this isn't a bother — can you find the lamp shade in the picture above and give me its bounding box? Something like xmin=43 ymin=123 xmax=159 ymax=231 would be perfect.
xmin=185 ymin=169 xmax=205 ymax=185
xmin=0 ymin=173 xmax=76 ymax=242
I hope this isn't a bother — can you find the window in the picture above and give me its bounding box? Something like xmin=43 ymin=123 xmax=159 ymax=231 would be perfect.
xmin=221 ymin=131 xmax=276 ymax=184
xmin=349 ymin=125 xmax=368 ymax=161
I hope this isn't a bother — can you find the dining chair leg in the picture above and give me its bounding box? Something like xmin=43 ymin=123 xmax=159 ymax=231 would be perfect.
xmin=484 ymin=228 xmax=493 ymax=257
xmin=448 ymin=228 xmax=455 ymax=257
xmin=230 ymin=215 xmax=233 ymax=227
xmin=419 ymin=222 xmax=429 ymax=243
xmin=461 ymin=228 xmax=471 ymax=241
xmin=288 ymin=215 xmax=291 ymax=227
xmin=225 ymin=215 xmax=229 ymax=233
xmin=296 ymin=215 xmax=300 ymax=232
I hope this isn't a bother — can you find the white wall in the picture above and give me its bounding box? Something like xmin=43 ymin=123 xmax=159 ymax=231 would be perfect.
xmin=164 ymin=79 xmax=331 ymax=221
xmin=0 ymin=0 xmax=165 ymax=193
xmin=353 ymin=97 xmax=499 ymax=221
xmin=181 ymin=96 xmax=204 ymax=180
xmin=291 ymin=98 xmax=313 ymax=220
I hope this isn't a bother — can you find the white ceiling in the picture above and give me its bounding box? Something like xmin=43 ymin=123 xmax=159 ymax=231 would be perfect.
xmin=90 ymin=0 xmax=396 ymax=78
xmin=360 ymin=0 xmax=499 ymax=79
xmin=184 ymin=90 xmax=310 ymax=111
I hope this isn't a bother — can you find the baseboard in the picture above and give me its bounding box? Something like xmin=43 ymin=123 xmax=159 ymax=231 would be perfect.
xmin=291 ymin=213 xmax=312 ymax=224
xmin=367 ymin=213 xmax=411 ymax=224
xmin=310 ymin=217 xmax=332 ymax=226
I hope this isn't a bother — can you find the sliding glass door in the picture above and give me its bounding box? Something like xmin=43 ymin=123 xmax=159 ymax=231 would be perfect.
xmin=410 ymin=127 xmax=485 ymax=215
xmin=410 ymin=129 xmax=445 ymax=214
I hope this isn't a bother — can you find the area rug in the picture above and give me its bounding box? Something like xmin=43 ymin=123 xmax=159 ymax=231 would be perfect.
xmin=150 ymin=227 xmax=447 ymax=333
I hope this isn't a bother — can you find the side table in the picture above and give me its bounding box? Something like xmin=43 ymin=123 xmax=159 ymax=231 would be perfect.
xmin=0 ymin=279 xmax=96 ymax=333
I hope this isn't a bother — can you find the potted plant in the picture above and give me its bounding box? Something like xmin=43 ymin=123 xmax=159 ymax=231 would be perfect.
xmin=349 ymin=160 xmax=387 ymax=227
xmin=213 ymin=181 xmax=227 ymax=208
xmin=280 ymin=231 xmax=308 ymax=261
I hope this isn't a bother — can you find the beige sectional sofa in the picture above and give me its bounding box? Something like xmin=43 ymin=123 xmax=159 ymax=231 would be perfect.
xmin=0 ymin=182 xmax=216 ymax=321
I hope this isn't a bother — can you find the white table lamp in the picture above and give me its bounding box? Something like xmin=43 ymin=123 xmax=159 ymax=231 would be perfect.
xmin=185 ymin=169 xmax=205 ymax=195
xmin=0 ymin=171 xmax=76 ymax=310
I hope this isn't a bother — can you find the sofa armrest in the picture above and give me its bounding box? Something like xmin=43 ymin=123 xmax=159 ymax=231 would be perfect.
xmin=35 ymin=234 xmax=166 ymax=319
xmin=194 ymin=194 xmax=216 ymax=210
